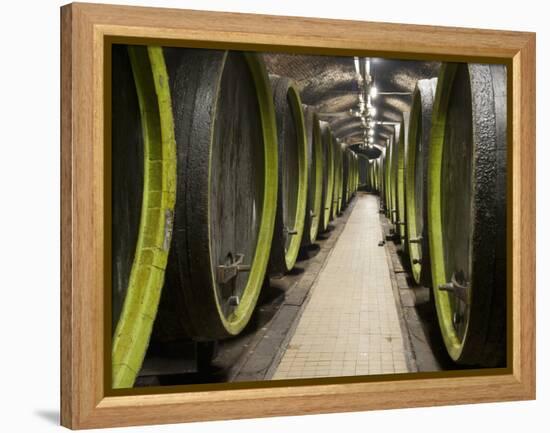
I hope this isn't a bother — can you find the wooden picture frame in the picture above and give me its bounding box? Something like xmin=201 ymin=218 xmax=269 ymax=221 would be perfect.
xmin=60 ymin=2 xmax=536 ymax=429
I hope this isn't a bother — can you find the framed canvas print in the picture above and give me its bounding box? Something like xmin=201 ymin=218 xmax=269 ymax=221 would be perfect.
xmin=60 ymin=2 xmax=536 ymax=429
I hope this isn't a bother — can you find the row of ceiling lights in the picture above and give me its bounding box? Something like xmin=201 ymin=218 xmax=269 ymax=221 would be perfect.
xmin=353 ymin=56 xmax=378 ymax=150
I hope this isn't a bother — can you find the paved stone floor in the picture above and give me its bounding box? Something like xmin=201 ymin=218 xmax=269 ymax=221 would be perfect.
xmin=272 ymin=193 xmax=409 ymax=379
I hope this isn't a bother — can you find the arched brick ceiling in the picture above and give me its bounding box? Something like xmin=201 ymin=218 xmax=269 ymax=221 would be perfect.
xmin=263 ymin=53 xmax=440 ymax=151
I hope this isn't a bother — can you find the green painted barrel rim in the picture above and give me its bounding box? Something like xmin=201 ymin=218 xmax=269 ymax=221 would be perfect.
xmin=406 ymin=90 xmax=423 ymax=284
xmin=330 ymin=135 xmax=339 ymax=220
xmin=397 ymin=114 xmax=409 ymax=240
xmin=337 ymin=143 xmax=343 ymax=212
xmin=284 ymin=84 xmax=308 ymax=271
xmin=427 ymin=63 xmax=465 ymax=360
xmin=309 ymin=112 xmax=323 ymax=242
xmin=385 ymin=141 xmax=393 ymax=218
xmin=208 ymin=52 xmax=278 ymax=335
xmin=406 ymin=79 xmax=437 ymax=286
xmin=350 ymin=152 xmax=354 ymax=198
xmin=345 ymin=150 xmax=351 ymax=202
xmin=321 ymin=123 xmax=335 ymax=230
xmin=350 ymin=154 xmax=354 ymax=193
xmin=350 ymin=152 xmax=354 ymax=200
xmin=375 ymin=159 xmax=380 ymax=192
xmin=373 ymin=159 xmax=377 ymax=192
xmin=390 ymin=134 xmax=398 ymax=225
xmin=332 ymin=140 xmax=342 ymax=218
xmin=112 ymin=46 xmax=177 ymax=389
xmin=356 ymin=155 xmax=359 ymax=191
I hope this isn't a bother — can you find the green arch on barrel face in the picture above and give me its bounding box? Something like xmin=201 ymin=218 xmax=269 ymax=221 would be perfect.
xmin=112 ymin=46 xmax=177 ymax=389
xmin=284 ymin=84 xmax=309 ymax=271
xmin=427 ymin=62 xmax=466 ymax=361
xmin=207 ymin=52 xmax=279 ymax=336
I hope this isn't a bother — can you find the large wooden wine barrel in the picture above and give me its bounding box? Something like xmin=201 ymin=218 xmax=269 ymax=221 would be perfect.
xmin=352 ymin=152 xmax=359 ymax=193
xmin=111 ymin=45 xmax=177 ymax=388
xmin=342 ymin=148 xmax=350 ymax=206
xmin=377 ymin=158 xmax=382 ymax=192
xmin=428 ymin=63 xmax=506 ymax=366
xmin=384 ymin=138 xmax=394 ymax=220
xmin=378 ymin=150 xmax=386 ymax=210
xmin=405 ymin=78 xmax=438 ymax=287
xmin=351 ymin=151 xmax=357 ymax=196
xmin=320 ymin=121 xmax=335 ymax=231
xmin=359 ymin=155 xmax=368 ymax=189
xmin=369 ymin=159 xmax=375 ymax=191
xmin=347 ymin=148 xmax=357 ymax=202
xmin=268 ymin=76 xmax=308 ymax=275
xmin=373 ymin=158 xmax=380 ymax=192
xmin=339 ymin=143 xmax=345 ymax=209
xmin=301 ymin=105 xmax=323 ymax=245
xmin=332 ymin=138 xmax=344 ymax=217
xmin=372 ymin=158 xmax=378 ymax=192
xmin=154 ymin=49 xmax=279 ymax=344
xmin=348 ymin=151 xmax=355 ymax=197
xmin=396 ymin=113 xmax=410 ymax=245
xmin=389 ymin=132 xmax=400 ymax=226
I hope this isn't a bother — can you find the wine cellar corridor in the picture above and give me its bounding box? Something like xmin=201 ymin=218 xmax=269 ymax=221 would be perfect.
xmin=112 ymin=46 xmax=507 ymax=389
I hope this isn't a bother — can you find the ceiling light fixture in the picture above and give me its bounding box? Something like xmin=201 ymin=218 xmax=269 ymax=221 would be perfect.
xmin=370 ymin=85 xmax=378 ymax=99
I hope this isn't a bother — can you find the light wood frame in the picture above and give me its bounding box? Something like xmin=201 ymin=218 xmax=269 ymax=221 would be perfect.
xmin=61 ymin=2 xmax=536 ymax=429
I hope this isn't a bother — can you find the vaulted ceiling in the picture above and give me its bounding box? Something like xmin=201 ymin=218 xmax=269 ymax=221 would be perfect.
xmin=263 ymin=53 xmax=440 ymax=153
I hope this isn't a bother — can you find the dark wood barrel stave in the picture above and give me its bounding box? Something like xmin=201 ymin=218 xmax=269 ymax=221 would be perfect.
xmin=268 ymin=76 xmax=308 ymax=275
xmin=154 ymin=49 xmax=278 ymax=342
xmin=428 ymin=63 xmax=507 ymax=367
xmin=111 ymin=45 xmax=177 ymax=388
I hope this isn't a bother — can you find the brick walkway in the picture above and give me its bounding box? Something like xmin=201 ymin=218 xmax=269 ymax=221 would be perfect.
xmin=272 ymin=193 xmax=409 ymax=379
